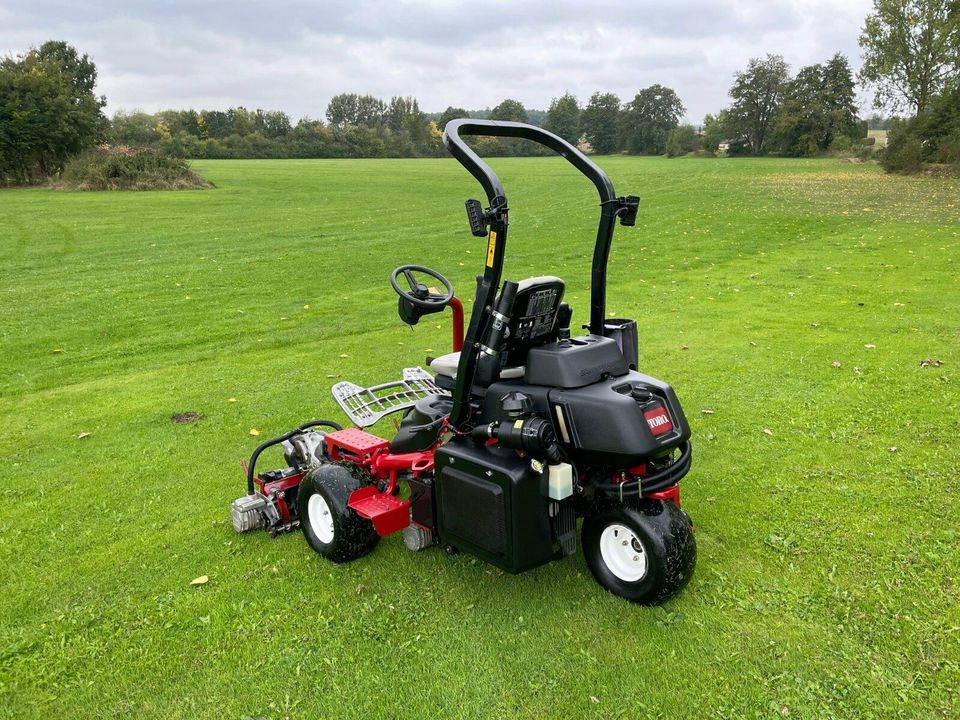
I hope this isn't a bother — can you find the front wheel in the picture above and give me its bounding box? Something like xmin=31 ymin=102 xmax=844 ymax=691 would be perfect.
xmin=582 ymin=499 xmax=696 ymax=605
xmin=298 ymin=465 xmax=379 ymax=563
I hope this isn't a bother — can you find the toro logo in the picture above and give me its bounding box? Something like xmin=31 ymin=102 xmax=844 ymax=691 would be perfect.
xmin=644 ymin=406 xmax=673 ymax=436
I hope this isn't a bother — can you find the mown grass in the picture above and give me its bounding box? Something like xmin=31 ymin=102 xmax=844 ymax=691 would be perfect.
xmin=0 ymin=155 xmax=958 ymax=719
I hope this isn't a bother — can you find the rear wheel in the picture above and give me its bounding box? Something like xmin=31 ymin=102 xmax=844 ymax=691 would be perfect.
xmin=298 ymin=465 xmax=379 ymax=563
xmin=582 ymin=499 xmax=696 ymax=604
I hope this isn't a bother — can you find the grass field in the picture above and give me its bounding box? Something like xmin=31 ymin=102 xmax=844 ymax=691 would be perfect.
xmin=1 ymin=155 xmax=958 ymax=719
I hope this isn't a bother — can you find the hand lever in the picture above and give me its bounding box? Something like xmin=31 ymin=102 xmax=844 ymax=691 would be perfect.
xmin=556 ymin=303 xmax=572 ymax=340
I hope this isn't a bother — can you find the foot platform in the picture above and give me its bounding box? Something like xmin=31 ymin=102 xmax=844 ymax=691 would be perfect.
xmin=332 ymin=367 xmax=448 ymax=428
xmin=348 ymin=485 xmax=411 ymax=536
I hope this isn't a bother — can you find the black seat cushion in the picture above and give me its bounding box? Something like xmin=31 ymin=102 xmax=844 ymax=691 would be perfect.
xmin=389 ymin=395 xmax=453 ymax=453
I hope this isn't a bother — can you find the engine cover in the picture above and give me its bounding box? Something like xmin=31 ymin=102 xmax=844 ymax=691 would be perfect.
xmin=481 ymin=370 xmax=690 ymax=468
xmin=548 ymin=371 xmax=690 ymax=466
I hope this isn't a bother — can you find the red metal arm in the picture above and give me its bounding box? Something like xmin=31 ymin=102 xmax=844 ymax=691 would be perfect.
xmin=449 ymin=296 xmax=464 ymax=352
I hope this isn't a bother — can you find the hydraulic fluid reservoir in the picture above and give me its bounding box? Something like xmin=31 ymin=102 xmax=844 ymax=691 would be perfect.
xmin=546 ymin=462 xmax=573 ymax=500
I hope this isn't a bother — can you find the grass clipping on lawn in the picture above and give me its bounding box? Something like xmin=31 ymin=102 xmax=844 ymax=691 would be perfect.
xmin=56 ymin=145 xmax=212 ymax=191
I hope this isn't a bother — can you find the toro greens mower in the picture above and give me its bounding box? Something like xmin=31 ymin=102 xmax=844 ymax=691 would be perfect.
xmin=232 ymin=120 xmax=696 ymax=604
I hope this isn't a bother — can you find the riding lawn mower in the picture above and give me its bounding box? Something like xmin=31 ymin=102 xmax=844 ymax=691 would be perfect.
xmin=232 ymin=120 xmax=696 ymax=604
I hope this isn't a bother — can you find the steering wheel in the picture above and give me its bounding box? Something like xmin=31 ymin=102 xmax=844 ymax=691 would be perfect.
xmin=390 ymin=265 xmax=454 ymax=309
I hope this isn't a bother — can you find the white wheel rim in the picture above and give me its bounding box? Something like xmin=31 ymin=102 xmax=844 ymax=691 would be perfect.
xmin=599 ymin=523 xmax=648 ymax=582
xmin=307 ymin=493 xmax=335 ymax=544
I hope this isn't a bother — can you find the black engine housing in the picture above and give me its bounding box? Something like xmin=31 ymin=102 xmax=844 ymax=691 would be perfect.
xmin=430 ymin=334 xmax=690 ymax=573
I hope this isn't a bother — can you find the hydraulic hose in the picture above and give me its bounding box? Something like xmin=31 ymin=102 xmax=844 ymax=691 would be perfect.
xmin=595 ymin=443 xmax=693 ymax=499
xmin=246 ymin=420 xmax=342 ymax=494
xmin=476 ymin=280 xmax=518 ymax=385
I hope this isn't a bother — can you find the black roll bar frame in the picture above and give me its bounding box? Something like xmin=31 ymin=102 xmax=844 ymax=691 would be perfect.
xmin=441 ymin=119 xmax=638 ymax=427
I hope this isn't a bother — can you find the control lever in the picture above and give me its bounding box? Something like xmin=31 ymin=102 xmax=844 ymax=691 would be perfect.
xmin=556 ymin=303 xmax=572 ymax=340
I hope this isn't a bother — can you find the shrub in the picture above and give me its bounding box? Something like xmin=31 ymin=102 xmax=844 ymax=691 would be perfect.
xmin=882 ymin=129 xmax=925 ymax=173
xmin=828 ymin=134 xmax=853 ymax=155
xmin=666 ymin=124 xmax=701 ymax=157
xmin=56 ymin=146 xmax=211 ymax=190
xmin=881 ymin=84 xmax=960 ymax=173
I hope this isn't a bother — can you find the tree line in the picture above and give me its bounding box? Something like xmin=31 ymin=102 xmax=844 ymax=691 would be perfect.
xmin=106 ymin=89 xmax=687 ymax=160
xmin=1 ymin=0 xmax=956 ymax=185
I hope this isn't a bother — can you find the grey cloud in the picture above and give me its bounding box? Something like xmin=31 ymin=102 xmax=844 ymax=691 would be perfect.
xmin=1 ymin=0 xmax=874 ymax=123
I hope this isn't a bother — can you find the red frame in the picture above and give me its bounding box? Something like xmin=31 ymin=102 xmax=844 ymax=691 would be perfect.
xmin=255 ymin=471 xmax=306 ymax=525
xmin=322 ymin=427 xmax=439 ymax=536
xmin=253 ymin=435 xmax=681 ymax=534
xmin=449 ymin=296 xmax=465 ymax=352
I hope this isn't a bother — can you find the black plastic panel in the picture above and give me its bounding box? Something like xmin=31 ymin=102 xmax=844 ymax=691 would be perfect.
xmin=549 ymin=371 xmax=691 ymax=466
xmin=435 ymin=440 xmax=554 ymax=573
xmin=525 ymin=335 xmax=629 ymax=388
xmin=389 ymin=395 xmax=452 ymax=453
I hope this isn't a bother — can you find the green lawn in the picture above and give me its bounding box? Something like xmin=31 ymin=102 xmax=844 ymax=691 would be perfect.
xmin=1 ymin=156 xmax=958 ymax=719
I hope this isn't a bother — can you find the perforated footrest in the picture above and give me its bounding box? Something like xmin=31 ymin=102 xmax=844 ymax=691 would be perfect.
xmin=332 ymin=367 xmax=449 ymax=428
xmin=324 ymin=428 xmax=389 ymax=462
xmin=348 ymin=485 xmax=411 ymax=536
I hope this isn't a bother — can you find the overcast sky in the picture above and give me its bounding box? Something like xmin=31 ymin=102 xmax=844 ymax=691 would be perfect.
xmin=1 ymin=0 xmax=875 ymax=123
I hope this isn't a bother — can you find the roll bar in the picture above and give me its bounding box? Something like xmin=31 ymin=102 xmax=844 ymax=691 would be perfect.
xmin=441 ymin=119 xmax=639 ymax=427
xmin=443 ymin=119 xmax=617 ymax=206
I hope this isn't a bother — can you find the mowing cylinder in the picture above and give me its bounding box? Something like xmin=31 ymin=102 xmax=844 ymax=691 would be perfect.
xmin=232 ymin=425 xmax=338 ymax=535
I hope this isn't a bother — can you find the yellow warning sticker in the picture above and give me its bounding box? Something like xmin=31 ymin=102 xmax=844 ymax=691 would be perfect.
xmin=513 ymin=419 xmax=523 ymax=429
xmin=486 ymin=230 xmax=498 ymax=268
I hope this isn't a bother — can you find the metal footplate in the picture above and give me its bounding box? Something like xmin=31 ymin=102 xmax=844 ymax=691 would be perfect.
xmin=332 ymin=367 xmax=449 ymax=428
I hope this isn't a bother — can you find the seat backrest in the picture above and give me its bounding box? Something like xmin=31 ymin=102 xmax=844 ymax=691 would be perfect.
xmin=499 ymin=276 xmax=565 ymax=368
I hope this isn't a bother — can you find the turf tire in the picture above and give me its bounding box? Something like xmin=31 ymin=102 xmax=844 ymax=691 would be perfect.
xmin=298 ymin=464 xmax=379 ymax=563
xmin=582 ymin=499 xmax=696 ymax=605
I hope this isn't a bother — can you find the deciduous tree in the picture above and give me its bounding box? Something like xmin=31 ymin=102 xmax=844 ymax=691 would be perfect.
xmin=772 ymin=54 xmax=861 ymax=156
xmin=727 ymin=54 xmax=790 ymax=154
xmin=326 ymin=94 xmax=386 ymax=127
xmin=859 ymin=0 xmax=960 ymax=114
xmin=438 ymin=106 xmax=469 ymax=129
xmin=489 ymin=99 xmax=528 ymax=123
xmin=620 ymin=84 xmax=685 ymax=154
xmin=0 ymin=41 xmax=106 ymax=184
xmin=701 ymin=112 xmax=729 ymax=151
xmin=543 ymin=93 xmax=580 ymax=144
xmin=580 ymin=92 xmax=621 ymax=154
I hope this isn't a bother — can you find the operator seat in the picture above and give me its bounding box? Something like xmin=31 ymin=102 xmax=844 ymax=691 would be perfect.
xmin=429 ymin=276 xmax=565 ymax=386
